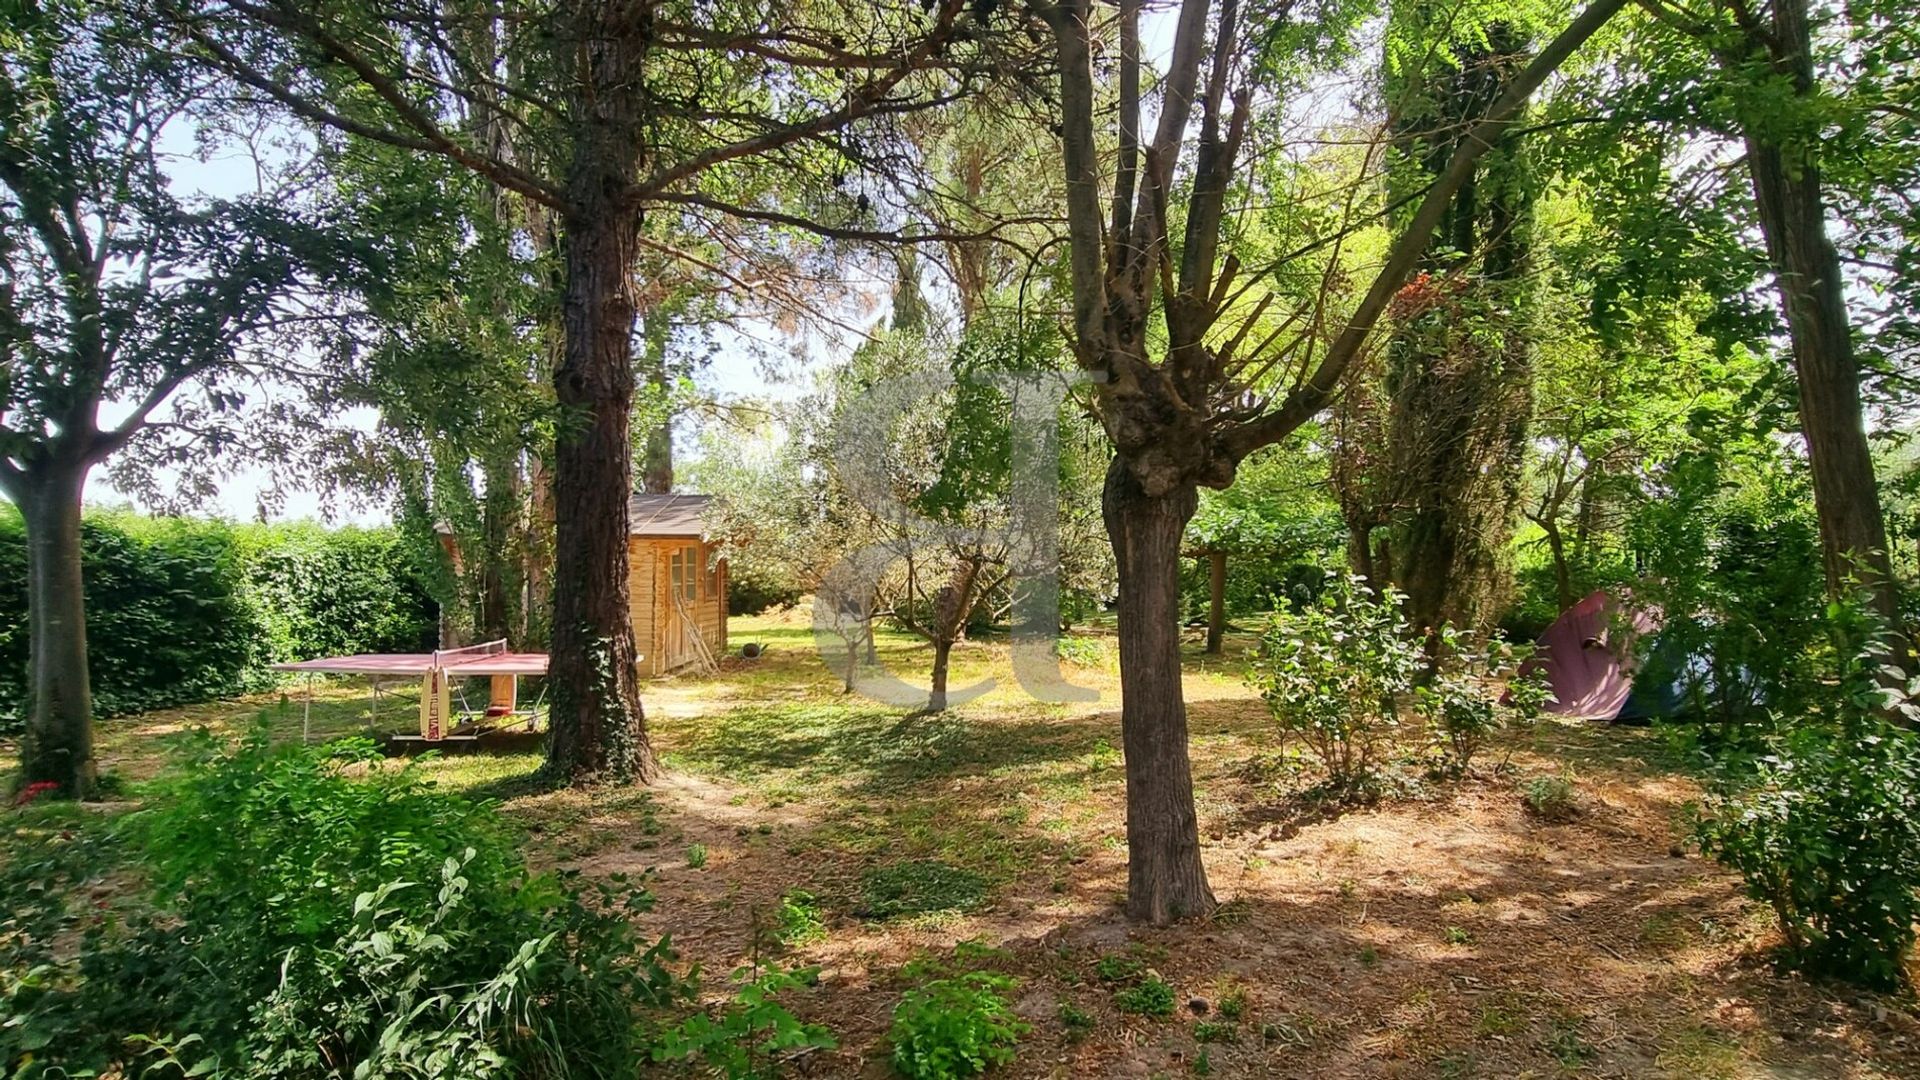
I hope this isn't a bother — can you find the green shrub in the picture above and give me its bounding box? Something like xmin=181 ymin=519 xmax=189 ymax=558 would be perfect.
xmin=2 ymin=725 xmax=677 ymax=1078
xmin=0 ymin=508 xmax=434 ymax=730
xmin=775 ymin=889 xmax=827 ymax=948
xmin=1418 ymin=627 xmax=1547 ymax=774
xmin=1247 ymin=575 xmax=1423 ymax=796
xmin=654 ymin=964 xmax=835 ymax=1079
xmin=1113 ymin=976 xmax=1177 ymax=1018
xmin=1627 ymin=453 xmax=1827 ymax=749
xmin=860 ymin=859 xmax=989 ymax=919
xmin=889 ymin=971 xmax=1028 ymax=1079
xmin=1694 ymin=712 xmax=1920 ymax=989
xmin=1522 ymin=774 xmax=1579 ymax=820
xmin=233 ymin=521 xmax=437 ymax=668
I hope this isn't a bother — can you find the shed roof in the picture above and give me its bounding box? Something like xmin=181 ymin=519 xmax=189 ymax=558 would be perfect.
xmin=628 ymin=493 xmax=713 ymax=537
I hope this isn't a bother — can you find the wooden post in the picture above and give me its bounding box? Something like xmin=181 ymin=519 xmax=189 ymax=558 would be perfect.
xmin=489 ymin=673 xmax=517 ymax=715
xmin=1206 ymin=550 xmax=1227 ymax=655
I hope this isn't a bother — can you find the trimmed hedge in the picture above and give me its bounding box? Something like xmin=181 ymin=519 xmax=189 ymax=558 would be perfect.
xmin=0 ymin=508 xmax=435 ymax=726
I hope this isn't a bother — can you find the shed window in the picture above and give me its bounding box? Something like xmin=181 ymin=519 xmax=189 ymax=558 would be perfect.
xmin=682 ymin=545 xmax=698 ymax=602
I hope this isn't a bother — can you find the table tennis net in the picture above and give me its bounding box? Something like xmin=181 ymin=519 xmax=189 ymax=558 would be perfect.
xmin=432 ymin=639 xmax=509 ymax=670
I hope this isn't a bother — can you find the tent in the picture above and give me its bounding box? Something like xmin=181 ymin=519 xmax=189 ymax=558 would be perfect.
xmin=1524 ymin=590 xmax=1660 ymax=720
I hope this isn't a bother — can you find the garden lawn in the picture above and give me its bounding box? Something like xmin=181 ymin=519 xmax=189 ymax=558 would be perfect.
xmin=38 ymin=607 xmax=1920 ymax=1078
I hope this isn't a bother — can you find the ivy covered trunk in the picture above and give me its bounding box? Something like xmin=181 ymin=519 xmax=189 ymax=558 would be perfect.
xmin=1384 ymin=19 xmax=1536 ymax=639
xmin=17 ymin=463 xmax=97 ymax=797
xmin=1736 ymin=0 xmax=1901 ymax=637
xmin=543 ymin=7 xmax=653 ymax=783
xmin=1104 ymin=460 xmax=1215 ymax=923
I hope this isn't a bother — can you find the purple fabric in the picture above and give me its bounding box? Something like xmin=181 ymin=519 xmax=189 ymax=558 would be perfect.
xmin=1525 ymin=590 xmax=1656 ymax=720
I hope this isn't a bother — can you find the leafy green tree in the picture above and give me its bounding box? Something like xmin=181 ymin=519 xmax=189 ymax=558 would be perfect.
xmin=170 ymin=0 xmax=1006 ymax=782
xmin=0 ymin=2 xmax=356 ymax=795
xmin=1560 ymin=0 xmax=1910 ymax=650
xmin=1037 ymin=0 xmax=1627 ymax=921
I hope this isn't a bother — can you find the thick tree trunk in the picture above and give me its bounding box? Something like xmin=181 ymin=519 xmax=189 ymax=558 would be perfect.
xmin=639 ymin=310 xmax=673 ymax=494
xmin=1737 ymin=3 xmax=1900 ymax=635
xmin=17 ymin=466 xmax=97 ymax=797
xmin=1104 ymin=460 xmax=1215 ymax=924
xmin=1205 ymin=550 xmax=1227 ymax=654
xmin=543 ymin=20 xmax=653 ymax=780
xmin=925 ymin=560 xmax=981 ymax=712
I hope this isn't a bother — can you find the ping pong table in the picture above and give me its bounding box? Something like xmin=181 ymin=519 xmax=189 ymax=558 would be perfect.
xmin=275 ymin=640 xmax=549 ymax=743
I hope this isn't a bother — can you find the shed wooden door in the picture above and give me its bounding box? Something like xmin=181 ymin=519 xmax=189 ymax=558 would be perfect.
xmin=664 ymin=543 xmax=700 ymax=668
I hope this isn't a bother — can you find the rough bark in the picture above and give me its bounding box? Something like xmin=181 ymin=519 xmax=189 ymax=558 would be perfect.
xmin=1205 ymin=550 xmax=1227 ymax=654
xmin=639 ymin=309 xmax=674 ymax=494
xmin=1038 ymin=0 xmax=1624 ymax=924
xmin=16 ymin=466 xmax=97 ymax=797
xmin=543 ymin=7 xmax=653 ymax=782
xmin=1105 ymin=461 xmax=1215 ymax=923
xmin=1733 ymin=0 xmax=1901 ymax=636
xmin=1384 ymin=21 xmax=1535 ymax=639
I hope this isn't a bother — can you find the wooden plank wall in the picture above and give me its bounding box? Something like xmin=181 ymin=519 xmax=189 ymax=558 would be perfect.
xmin=628 ymin=537 xmax=728 ymax=676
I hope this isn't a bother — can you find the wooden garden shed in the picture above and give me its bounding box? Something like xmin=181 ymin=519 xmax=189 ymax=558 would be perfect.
xmin=628 ymin=493 xmax=729 ymax=675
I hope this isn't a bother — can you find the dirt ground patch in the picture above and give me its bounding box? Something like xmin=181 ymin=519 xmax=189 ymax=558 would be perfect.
xmin=593 ymin=612 xmax=1918 ymax=1079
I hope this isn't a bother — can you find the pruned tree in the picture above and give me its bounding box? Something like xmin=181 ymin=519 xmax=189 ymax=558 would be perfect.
xmin=1035 ymin=0 xmax=1627 ymax=921
xmin=0 ymin=1 xmax=358 ymax=796
xmin=168 ymin=0 xmax=1002 ymax=782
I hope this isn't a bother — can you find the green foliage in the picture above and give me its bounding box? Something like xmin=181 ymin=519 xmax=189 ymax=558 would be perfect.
xmin=1094 ymin=954 xmax=1146 ymax=984
xmin=859 ymin=859 xmax=989 ymax=919
xmin=1522 ymin=774 xmax=1579 ymax=821
xmin=774 ymin=889 xmax=827 ymax=949
xmin=1630 ymin=451 xmax=1828 ymax=749
xmin=1056 ymin=1000 xmax=1094 ymax=1040
xmin=654 ymin=965 xmax=835 ymax=1079
xmin=1 ymin=727 xmax=675 ymax=1078
xmin=888 ymin=971 xmax=1028 ymax=1080
xmin=1113 ymin=977 xmax=1177 ymax=1018
xmin=0 ymin=508 xmax=434 ymax=729
xmin=1693 ymin=640 xmax=1920 ymax=989
xmin=1248 ymin=575 xmax=1423 ymax=796
xmin=687 ymin=843 xmax=710 ymax=869
xmin=232 ymin=521 xmax=438 ymax=670
xmin=1418 ymin=627 xmax=1548 ymax=773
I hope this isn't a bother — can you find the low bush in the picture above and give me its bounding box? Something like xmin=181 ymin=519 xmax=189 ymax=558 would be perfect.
xmin=1522 ymin=774 xmax=1579 ymax=821
xmin=1247 ymin=575 xmax=1422 ymax=796
xmin=1 ymin=725 xmax=679 ymax=1078
xmin=889 ymin=971 xmax=1028 ymax=1079
xmin=654 ymin=964 xmax=835 ymax=1079
xmin=1418 ymin=626 xmax=1548 ymax=774
xmin=1113 ymin=976 xmax=1177 ymax=1018
xmin=1694 ymin=714 xmax=1920 ymax=988
xmin=1693 ymin=625 xmax=1920 ymax=989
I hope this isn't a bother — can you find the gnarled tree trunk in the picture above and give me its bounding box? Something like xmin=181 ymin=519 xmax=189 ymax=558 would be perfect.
xmin=1105 ymin=461 xmax=1215 ymax=923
